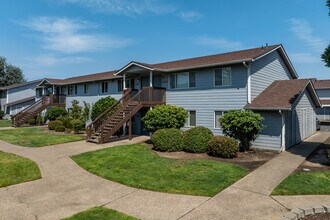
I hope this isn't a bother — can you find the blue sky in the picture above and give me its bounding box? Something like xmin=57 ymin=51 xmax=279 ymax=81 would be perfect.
xmin=1 ymin=0 xmax=329 ymax=80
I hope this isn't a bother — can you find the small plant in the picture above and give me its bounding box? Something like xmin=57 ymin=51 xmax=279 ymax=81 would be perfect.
xmin=48 ymin=120 xmax=63 ymax=130
xmin=36 ymin=115 xmax=43 ymax=125
xmin=91 ymin=96 xmax=117 ymax=121
xmin=208 ymin=136 xmax=239 ymax=158
xmin=142 ymin=105 xmax=188 ymax=132
xmin=220 ymin=110 xmax=264 ymax=152
xmin=45 ymin=106 xmax=67 ymax=121
xmin=183 ymin=126 xmax=213 ymax=153
xmin=0 ymin=109 xmax=4 ymax=119
xmin=82 ymin=101 xmax=91 ymax=122
xmin=57 ymin=115 xmax=72 ymax=128
xmin=28 ymin=118 xmax=36 ymax=125
xmin=55 ymin=125 xmax=65 ymax=132
xmin=69 ymin=100 xmax=82 ymax=119
xmin=151 ymin=128 xmax=184 ymax=152
xmin=70 ymin=119 xmax=84 ymax=134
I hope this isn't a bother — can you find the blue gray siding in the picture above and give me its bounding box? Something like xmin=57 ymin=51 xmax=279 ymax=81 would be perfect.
xmin=251 ymin=50 xmax=293 ymax=100
xmin=9 ymin=99 xmax=35 ymax=116
xmin=7 ymin=82 xmax=40 ymax=103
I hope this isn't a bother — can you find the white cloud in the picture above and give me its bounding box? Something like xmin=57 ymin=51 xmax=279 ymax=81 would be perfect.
xmin=20 ymin=17 xmax=131 ymax=53
xmin=289 ymin=18 xmax=327 ymax=52
xmin=178 ymin=11 xmax=202 ymax=22
xmin=290 ymin=53 xmax=320 ymax=64
xmin=30 ymin=54 xmax=93 ymax=66
xmin=60 ymin=0 xmax=175 ymax=16
xmin=194 ymin=35 xmax=243 ymax=51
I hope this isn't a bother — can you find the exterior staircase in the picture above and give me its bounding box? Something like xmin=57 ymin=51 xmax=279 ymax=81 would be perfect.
xmin=87 ymin=87 xmax=166 ymax=144
xmin=12 ymin=94 xmax=66 ymax=127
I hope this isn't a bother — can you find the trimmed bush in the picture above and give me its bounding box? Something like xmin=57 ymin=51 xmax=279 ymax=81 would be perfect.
xmin=0 ymin=110 xmax=4 ymax=119
xmin=55 ymin=125 xmax=65 ymax=132
xmin=57 ymin=115 xmax=72 ymax=128
xmin=183 ymin=126 xmax=213 ymax=153
xmin=45 ymin=106 xmax=67 ymax=121
xmin=91 ymin=97 xmax=117 ymax=121
xmin=151 ymin=128 xmax=184 ymax=152
xmin=71 ymin=119 xmax=84 ymax=134
xmin=208 ymin=136 xmax=239 ymax=158
xmin=48 ymin=120 xmax=63 ymax=130
xmin=142 ymin=105 xmax=188 ymax=132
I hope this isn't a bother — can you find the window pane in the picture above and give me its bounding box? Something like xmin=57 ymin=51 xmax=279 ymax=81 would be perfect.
xmin=189 ymin=111 xmax=196 ymax=126
xmin=84 ymin=84 xmax=89 ymax=94
xmin=118 ymin=80 xmax=123 ymax=92
xmin=176 ymin=73 xmax=189 ymax=88
xmin=189 ymin=72 xmax=196 ymax=88
xmin=74 ymin=85 xmax=78 ymax=94
xmin=215 ymin=69 xmax=222 ymax=86
xmin=222 ymin=68 xmax=231 ymax=85
xmin=170 ymin=75 xmax=175 ymax=89
xmin=215 ymin=111 xmax=222 ymax=128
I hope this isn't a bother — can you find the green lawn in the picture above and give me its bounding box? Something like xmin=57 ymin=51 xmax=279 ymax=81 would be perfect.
xmin=272 ymin=171 xmax=330 ymax=195
xmin=0 ymin=151 xmax=41 ymax=187
xmin=0 ymin=120 xmax=12 ymax=127
xmin=0 ymin=127 xmax=85 ymax=147
xmin=72 ymin=144 xmax=247 ymax=196
xmin=62 ymin=207 xmax=138 ymax=220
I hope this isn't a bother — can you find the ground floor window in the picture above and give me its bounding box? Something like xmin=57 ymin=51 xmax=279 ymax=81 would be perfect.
xmin=186 ymin=110 xmax=196 ymax=127
xmin=214 ymin=111 xmax=228 ymax=128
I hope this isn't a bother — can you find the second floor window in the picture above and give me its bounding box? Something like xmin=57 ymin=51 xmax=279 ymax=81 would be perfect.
xmin=170 ymin=72 xmax=196 ymax=89
xmin=36 ymin=89 xmax=42 ymax=97
xmin=84 ymin=84 xmax=89 ymax=94
xmin=215 ymin=67 xmax=231 ymax=86
xmin=117 ymin=79 xmax=131 ymax=92
xmin=68 ymin=85 xmax=77 ymax=95
xmin=101 ymin=82 xmax=108 ymax=93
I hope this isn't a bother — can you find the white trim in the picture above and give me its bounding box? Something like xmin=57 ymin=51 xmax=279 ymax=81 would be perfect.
xmin=185 ymin=110 xmax=196 ymax=127
xmin=279 ymin=110 xmax=286 ymax=152
xmin=169 ymin=72 xmax=196 ymax=90
xmin=214 ymin=67 xmax=232 ymax=87
xmin=149 ymin=70 xmax=153 ymax=87
xmin=214 ymin=110 xmax=228 ymax=129
xmin=252 ymin=46 xmax=281 ymax=62
xmin=115 ymin=62 xmax=154 ymax=76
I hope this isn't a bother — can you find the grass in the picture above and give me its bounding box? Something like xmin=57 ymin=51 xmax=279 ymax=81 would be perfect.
xmin=72 ymin=144 xmax=247 ymax=196
xmin=0 ymin=127 xmax=85 ymax=147
xmin=272 ymin=171 xmax=330 ymax=195
xmin=0 ymin=120 xmax=12 ymax=127
xmin=62 ymin=207 xmax=138 ymax=220
xmin=0 ymin=151 xmax=41 ymax=187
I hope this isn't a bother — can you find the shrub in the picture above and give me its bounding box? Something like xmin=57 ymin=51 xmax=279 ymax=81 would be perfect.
xmin=28 ymin=118 xmax=36 ymax=125
xmin=70 ymin=119 xmax=84 ymax=134
xmin=48 ymin=120 xmax=63 ymax=130
xmin=69 ymin=100 xmax=82 ymax=119
xmin=57 ymin=115 xmax=72 ymax=128
xmin=183 ymin=126 xmax=213 ymax=153
xmin=220 ymin=110 xmax=264 ymax=152
xmin=55 ymin=125 xmax=65 ymax=132
xmin=91 ymin=96 xmax=117 ymax=121
xmin=0 ymin=109 xmax=4 ymax=119
xmin=82 ymin=101 xmax=91 ymax=122
xmin=151 ymin=128 xmax=184 ymax=152
xmin=208 ymin=136 xmax=239 ymax=158
xmin=45 ymin=106 xmax=67 ymax=121
xmin=36 ymin=115 xmax=43 ymax=125
xmin=142 ymin=105 xmax=188 ymax=132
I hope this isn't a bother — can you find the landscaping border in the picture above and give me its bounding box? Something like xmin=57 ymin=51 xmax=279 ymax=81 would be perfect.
xmin=283 ymin=205 xmax=330 ymax=219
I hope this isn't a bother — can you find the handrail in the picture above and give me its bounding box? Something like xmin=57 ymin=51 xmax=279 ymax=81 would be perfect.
xmin=12 ymin=97 xmax=44 ymax=120
xmin=86 ymin=89 xmax=132 ymax=134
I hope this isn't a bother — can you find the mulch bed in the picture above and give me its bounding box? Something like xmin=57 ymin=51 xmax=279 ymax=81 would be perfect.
xmin=301 ymin=213 xmax=330 ymax=220
xmin=146 ymin=141 xmax=278 ymax=172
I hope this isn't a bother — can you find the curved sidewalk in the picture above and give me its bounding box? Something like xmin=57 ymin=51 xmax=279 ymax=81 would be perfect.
xmin=0 ymin=132 xmax=329 ymax=220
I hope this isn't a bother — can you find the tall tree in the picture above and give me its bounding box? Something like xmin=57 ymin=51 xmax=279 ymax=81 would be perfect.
xmin=0 ymin=56 xmax=26 ymax=87
xmin=321 ymin=0 xmax=330 ymax=67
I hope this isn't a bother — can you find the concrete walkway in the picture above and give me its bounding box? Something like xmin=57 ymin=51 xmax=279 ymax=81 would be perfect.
xmin=0 ymin=132 xmax=329 ymax=220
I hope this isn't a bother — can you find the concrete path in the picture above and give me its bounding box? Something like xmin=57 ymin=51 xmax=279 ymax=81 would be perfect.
xmin=180 ymin=131 xmax=330 ymax=220
xmin=0 ymin=132 xmax=329 ymax=220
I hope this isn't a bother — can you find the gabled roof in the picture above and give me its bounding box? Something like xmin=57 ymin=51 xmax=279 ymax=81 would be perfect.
xmin=313 ymin=79 xmax=330 ymax=89
xmin=245 ymin=79 xmax=321 ymax=110
xmin=38 ymin=70 xmax=119 ymax=86
xmin=0 ymin=79 xmax=42 ymax=90
xmin=116 ymin=44 xmax=298 ymax=78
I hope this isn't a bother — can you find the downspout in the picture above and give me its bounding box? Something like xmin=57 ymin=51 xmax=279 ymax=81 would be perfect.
xmin=243 ymin=62 xmax=251 ymax=104
xmin=279 ymin=110 xmax=286 ymax=152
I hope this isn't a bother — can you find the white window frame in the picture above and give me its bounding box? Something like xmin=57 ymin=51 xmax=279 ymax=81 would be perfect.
xmin=186 ymin=110 xmax=197 ymax=127
xmin=214 ymin=110 xmax=228 ymax=129
xmin=83 ymin=83 xmax=89 ymax=95
xmin=68 ymin=86 xmax=73 ymax=96
xmin=169 ymin=72 xmax=196 ymax=90
xmin=214 ymin=67 xmax=232 ymax=87
xmin=101 ymin=81 xmax=108 ymax=94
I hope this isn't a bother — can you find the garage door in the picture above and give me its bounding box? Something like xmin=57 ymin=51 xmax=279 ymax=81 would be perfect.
xmin=297 ymin=108 xmax=315 ymax=141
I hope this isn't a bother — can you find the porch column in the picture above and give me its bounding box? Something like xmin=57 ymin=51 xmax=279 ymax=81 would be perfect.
xmin=123 ymin=74 xmax=127 ymax=89
xmin=149 ymin=71 xmax=153 ymax=87
xmin=53 ymin=85 xmax=55 ymax=94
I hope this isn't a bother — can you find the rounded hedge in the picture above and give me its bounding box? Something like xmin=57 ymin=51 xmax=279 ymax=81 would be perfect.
xmin=183 ymin=126 xmax=213 ymax=153
xmin=55 ymin=125 xmax=65 ymax=132
xmin=45 ymin=106 xmax=67 ymax=121
xmin=151 ymin=128 xmax=184 ymax=152
xmin=71 ymin=119 xmax=84 ymax=134
xmin=142 ymin=105 xmax=188 ymax=132
xmin=57 ymin=115 xmax=72 ymax=128
xmin=91 ymin=96 xmax=117 ymax=121
xmin=207 ymin=136 xmax=239 ymax=158
xmin=48 ymin=120 xmax=63 ymax=130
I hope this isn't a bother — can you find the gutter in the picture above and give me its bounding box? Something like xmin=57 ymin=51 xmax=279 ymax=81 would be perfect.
xmin=243 ymin=61 xmax=251 ymax=104
xmin=279 ymin=110 xmax=286 ymax=152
